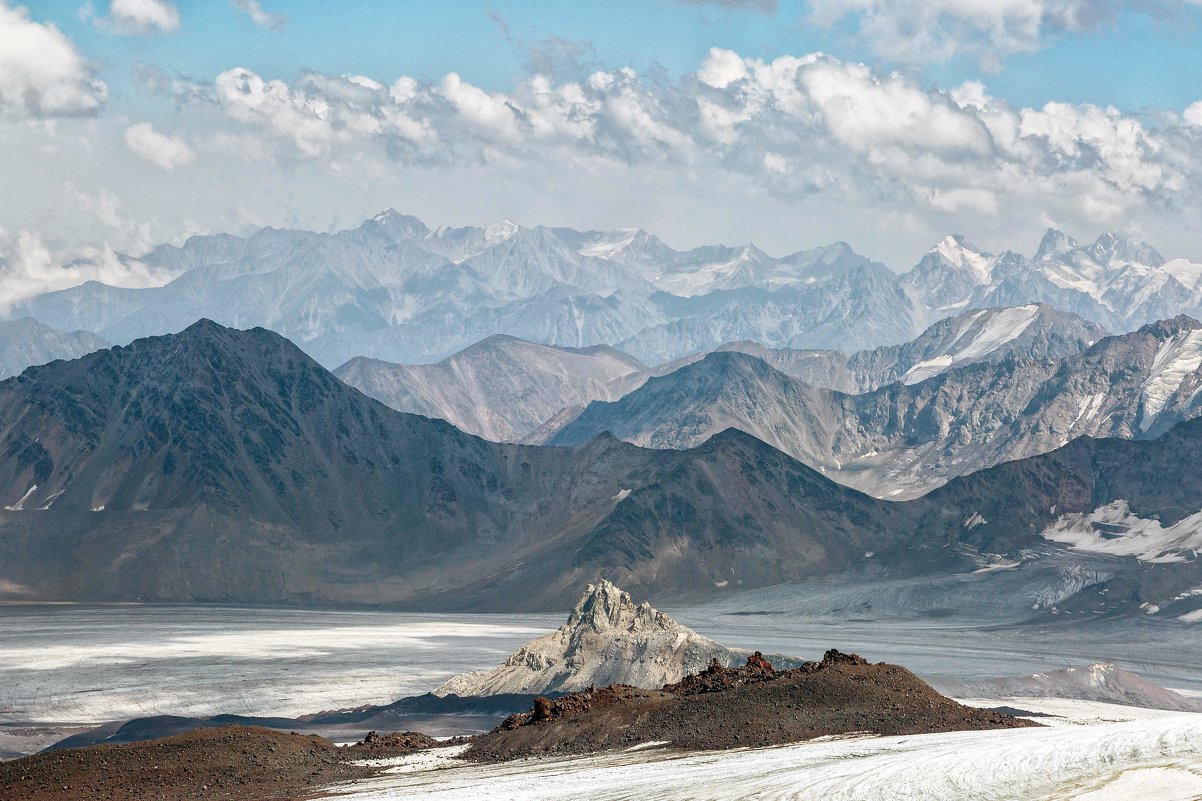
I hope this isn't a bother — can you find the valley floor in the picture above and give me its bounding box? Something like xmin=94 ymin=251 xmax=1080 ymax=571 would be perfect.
xmin=4 ymin=582 xmax=1202 ymax=797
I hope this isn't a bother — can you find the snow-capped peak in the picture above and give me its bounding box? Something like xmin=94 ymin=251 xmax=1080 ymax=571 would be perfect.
xmin=931 ymin=235 xmax=993 ymax=284
xmin=1086 ymin=232 xmax=1165 ymax=268
xmin=433 ymin=580 xmax=743 ymax=696
xmin=361 ymin=208 xmax=429 ymax=239
xmin=1034 ymin=228 xmax=1078 ymax=260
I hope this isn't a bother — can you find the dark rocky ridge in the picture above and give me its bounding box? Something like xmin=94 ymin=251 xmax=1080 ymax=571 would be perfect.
xmin=0 ymin=320 xmax=910 ymax=610
xmin=0 ymin=321 xmax=1199 ymax=612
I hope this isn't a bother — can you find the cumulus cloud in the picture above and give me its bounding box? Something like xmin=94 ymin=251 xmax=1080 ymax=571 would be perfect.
xmin=230 ymin=0 xmax=286 ymax=30
xmin=1186 ymin=101 xmax=1202 ymax=127
xmin=124 ymin=122 xmax=196 ymax=170
xmin=201 ymin=49 xmax=1201 ymax=237
xmin=809 ymin=0 xmax=1202 ymax=66
xmin=0 ymin=2 xmax=108 ymax=118
xmin=6 ymin=44 xmax=1202 ymax=278
xmin=105 ymin=0 xmax=179 ymax=34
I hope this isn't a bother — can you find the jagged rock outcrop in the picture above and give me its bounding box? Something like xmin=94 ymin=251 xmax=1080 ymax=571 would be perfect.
xmin=435 ymin=580 xmax=752 ymax=696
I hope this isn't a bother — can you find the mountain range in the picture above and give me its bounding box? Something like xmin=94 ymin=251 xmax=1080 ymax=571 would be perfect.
xmin=11 ymin=212 xmax=1201 ymax=369
xmin=340 ymin=303 xmax=1103 ymax=443
xmin=334 ymin=336 xmax=645 ymax=442
xmin=542 ymin=315 xmax=1202 ymax=497
xmin=0 ymin=321 xmax=1200 ymax=619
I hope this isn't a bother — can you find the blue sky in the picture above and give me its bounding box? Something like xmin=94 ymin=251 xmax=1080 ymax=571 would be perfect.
xmin=32 ymin=1 xmax=1202 ymax=115
xmin=2 ymin=0 xmax=1202 ymax=304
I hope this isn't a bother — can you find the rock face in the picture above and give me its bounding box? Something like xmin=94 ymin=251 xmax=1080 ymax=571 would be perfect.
xmin=435 ymin=581 xmax=746 ymax=696
xmin=545 ymin=316 xmax=1202 ymax=498
xmin=334 ymin=336 xmax=645 ymax=441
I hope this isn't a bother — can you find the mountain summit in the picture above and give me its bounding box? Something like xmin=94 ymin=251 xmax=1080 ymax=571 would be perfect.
xmin=435 ymin=580 xmax=748 ymax=696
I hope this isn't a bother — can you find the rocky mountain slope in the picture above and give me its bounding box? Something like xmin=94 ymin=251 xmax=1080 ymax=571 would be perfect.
xmin=544 ymin=316 xmax=1202 ymax=497
xmin=603 ymin=303 xmax=1102 ymax=399
xmin=719 ymin=303 xmax=1105 ymax=394
xmin=0 ymin=318 xmax=108 ymax=380
xmin=0 ymin=321 xmax=911 ymax=609
xmin=436 ymin=580 xmax=748 ymax=696
xmin=339 ymin=304 xmax=1098 ymax=445
xmin=18 ymin=212 xmax=1197 ymax=370
xmin=2 ymin=322 xmax=1201 ymax=615
xmin=334 ymin=336 xmax=644 ymax=441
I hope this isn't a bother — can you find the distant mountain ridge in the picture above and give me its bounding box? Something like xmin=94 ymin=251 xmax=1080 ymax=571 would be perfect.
xmin=14 ymin=211 xmax=1199 ymax=368
xmin=339 ymin=304 xmax=1102 ymax=442
xmin=544 ymin=315 xmax=1202 ymax=498
xmin=334 ymin=335 xmax=645 ymax=441
xmin=0 ymin=318 xmax=109 ymax=380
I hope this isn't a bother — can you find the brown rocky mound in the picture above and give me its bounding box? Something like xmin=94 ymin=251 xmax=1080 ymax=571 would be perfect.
xmin=467 ymin=650 xmax=1038 ymax=762
xmin=350 ymin=729 xmax=443 ymax=754
xmin=0 ymin=725 xmax=391 ymax=801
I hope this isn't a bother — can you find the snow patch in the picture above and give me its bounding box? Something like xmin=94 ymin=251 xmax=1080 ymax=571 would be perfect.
xmin=1064 ymin=392 xmax=1107 ymax=443
xmin=901 ymin=355 xmax=954 ymax=385
xmin=964 ymin=512 xmax=987 ymax=529
xmin=1040 ymin=500 xmax=1202 ymax=564
xmin=4 ymin=484 xmax=37 ymax=511
xmin=1140 ymin=328 xmax=1202 ymax=430
xmin=579 ymin=230 xmax=639 ymax=259
xmin=901 ymin=305 xmax=1041 ymax=385
xmin=934 ymin=236 xmax=993 ymax=284
xmin=36 ymin=489 xmax=65 ymax=510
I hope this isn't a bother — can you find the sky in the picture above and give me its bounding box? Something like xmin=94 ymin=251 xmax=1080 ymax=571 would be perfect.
xmin=2 ymin=0 xmax=1202 ymax=306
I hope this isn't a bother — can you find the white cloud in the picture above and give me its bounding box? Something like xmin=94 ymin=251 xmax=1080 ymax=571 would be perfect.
xmin=106 ymin=0 xmax=179 ymax=34
xmin=124 ymin=122 xmax=196 ymax=170
xmin=4 ymin=46 xmax=1202 ymax=280
xmin=199 ymin=52 xmax=1200 ymax=238
xmin=0 ymin=2 xmax=108 ymax=118
xmin=698 ymin=48 xmax=749 ymax=89
xmin=230 ymin=0 xmax=286 ymax=30
xmin=1186 ymin=101 xmax=1202 ymax=127
xmin=808 ymin=0 xmax=1202 ymax=66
